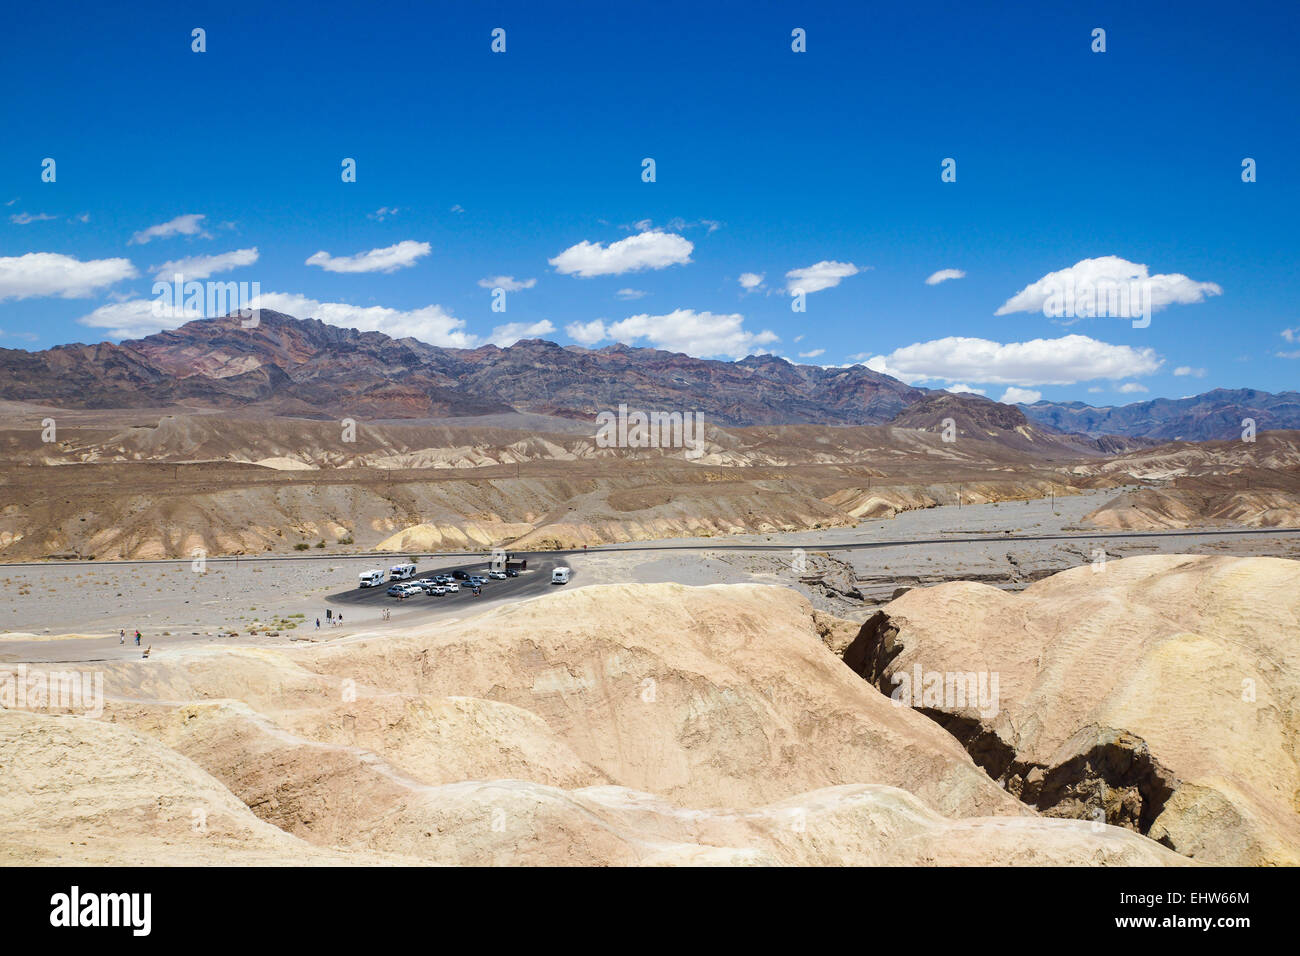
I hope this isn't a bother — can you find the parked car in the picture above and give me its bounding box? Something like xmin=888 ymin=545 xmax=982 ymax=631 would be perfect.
xmin=388 ymin=563 xmax=417 ymax=581
xmin=358 ymin=569 xmax=385 ymax=588
xmin=505 ymin=568 xmax=519 ymax=577
xmin=443 ymin=582 xmax=460 ymax=593
xmin=488 ymin=570 xmax=507 ymax=580
xmin=387 ymin=583 xmax=416 ymax=597
xmin=452 ymin=570 xmax=469 ymax=580
xmin=467 ymin=575 xmax=486 ymax=586
xmin=433 ymin=574 xmax=452 ymax=584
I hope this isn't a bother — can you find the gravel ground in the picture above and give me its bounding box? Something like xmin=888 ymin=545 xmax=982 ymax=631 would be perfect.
xmin=5 ymin=487 xmax=1299 ymax=660
xmin=573 ymin=488 xmax=1300 ymax=618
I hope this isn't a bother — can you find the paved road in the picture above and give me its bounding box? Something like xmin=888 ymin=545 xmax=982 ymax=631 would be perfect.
xmin=326 ymin=558 xmax=563 ymax=608
xmin=2 ymin=525 xmax=1298 ymax=568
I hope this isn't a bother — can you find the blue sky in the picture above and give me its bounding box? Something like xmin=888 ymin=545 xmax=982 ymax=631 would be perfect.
xmin=1 ymin=0 xmax=1297 ymax=404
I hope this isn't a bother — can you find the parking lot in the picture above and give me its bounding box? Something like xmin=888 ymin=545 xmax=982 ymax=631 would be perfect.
xmin=326 ymin=557 xmax=565 ymax=612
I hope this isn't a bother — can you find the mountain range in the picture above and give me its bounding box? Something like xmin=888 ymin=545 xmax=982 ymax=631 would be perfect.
xmin=1023 ymin=389 xmax=1300 ymax=442
xmin=1 ymin=310 xmax=1294 ymax=442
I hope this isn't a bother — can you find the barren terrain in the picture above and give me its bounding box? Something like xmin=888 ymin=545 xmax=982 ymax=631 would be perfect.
xmin=2 ymin=578 xmax=1204 ymax=866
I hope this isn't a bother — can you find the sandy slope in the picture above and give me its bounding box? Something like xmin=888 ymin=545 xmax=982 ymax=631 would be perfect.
xmin=0 ymin=582 xmax=1185 ymax=866
xmin=853 ymin=554 xmax=1300 ymax=865
xmin=0 ymin=408 xmax=1114 ymax=559
xmin=1080 ymin=432 xmax=1300 ymax=530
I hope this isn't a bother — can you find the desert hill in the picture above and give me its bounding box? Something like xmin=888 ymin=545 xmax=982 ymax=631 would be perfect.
xmin=0 ymin=408 xmax=1108 ymax=559
xmin=1078 ymin=431 xmax=1300 ymax=530
xmin=0 ymin=581 xmax=1188 ymax=866
xmin=843 ymin=554 xmax=1300 ymax=865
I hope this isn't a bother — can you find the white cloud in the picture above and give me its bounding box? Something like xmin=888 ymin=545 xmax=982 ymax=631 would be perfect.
xmin=549 ymin=231 xmax=693 ymax=277
xmin=0 ymin=252 xmax=138 ymax=301
xmin=687 ymin=218 xmax=721 ymax=234
xmin=1281 ymin=327 xmax=1299 ymax=343
xmin=784 ymin=260 xmax=861 ymax=294
xmin=152 ymin=247 xmax=258 ymax=281
xmin=996 ymin=256 xmax=1221 ymax=317
xmin=488 ymin=320 xmax=556 ymax=347
xmin=306 ymin=240 xmax=430 ymax=274
xmin=477 ymin=275 xmax=536 ymax=292
xmin=797 ymin=348 xmax=825 ymax=359
xmin=944 ymin=383 xmax=986 ymax=395
xmin=999 ymin=387 xmax=1042 ymax=404
xmin=367 ymin=207 xmax=400 ymax=221
xmin=738 ymin=272 xmax=765 ymax=292
xmin=77 ymin=298 xmax=203 ymax=339
xmin=130 ymin=214 xmax=211 ymax=244
xmin=863 ymin=334 xmax=1162 ymax=386
xmin=1276 ymin=350 xmax=1300 ymax=360
xmin=588 ymin=309 xmax=779 ymax=359
xmin=10 ymin=212 xmax=57 ymax=224
xmin=248 ymin=292 xmax=478 ymax=347
xmin=565 ymin=320 xmax=608 ymax=345
xmin=925 ymin=268 xmax=966 ymax=285
xmin=615 ymin=288 xmax=647 ymax=300
xmin=628 ymin=217 xmax=721 ymax=235
xmin=1173 ymin=366 xmax=1206 ymax=377
xmin=1117 ymin=382 xmax=1149 ymax=393
xmin=450 ymin=204 xmax=465 ymax=214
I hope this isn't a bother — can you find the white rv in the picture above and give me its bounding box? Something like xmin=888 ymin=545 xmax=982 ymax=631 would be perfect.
xmin=389 ymin=563 xmax=417 ymax=581
xmin=358 ymin=569 xmax=385 ymax=588
xmin=551 ymin=567 xmax=571 ymax=585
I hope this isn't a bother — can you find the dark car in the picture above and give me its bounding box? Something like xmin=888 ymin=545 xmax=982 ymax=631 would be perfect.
xmin=505 ymin=568 xmax=519 ymax=577
xmin=452 ymin=570 xmax=469 ymax=580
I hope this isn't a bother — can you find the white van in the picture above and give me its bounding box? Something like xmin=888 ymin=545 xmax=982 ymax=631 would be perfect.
xmin=551 ymin=567 xmax=571 ymax=585
xmin=358 ymin=569 xmax=385 ymax=588
xmin=389 ymin=563 xmax=417 ymax=581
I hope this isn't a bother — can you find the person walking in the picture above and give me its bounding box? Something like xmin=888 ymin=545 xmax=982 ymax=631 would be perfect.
xmin=119 ymin=629 xmax=125 ymax=645
xmin=134 ymin=630 xmax=141 ymax=646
